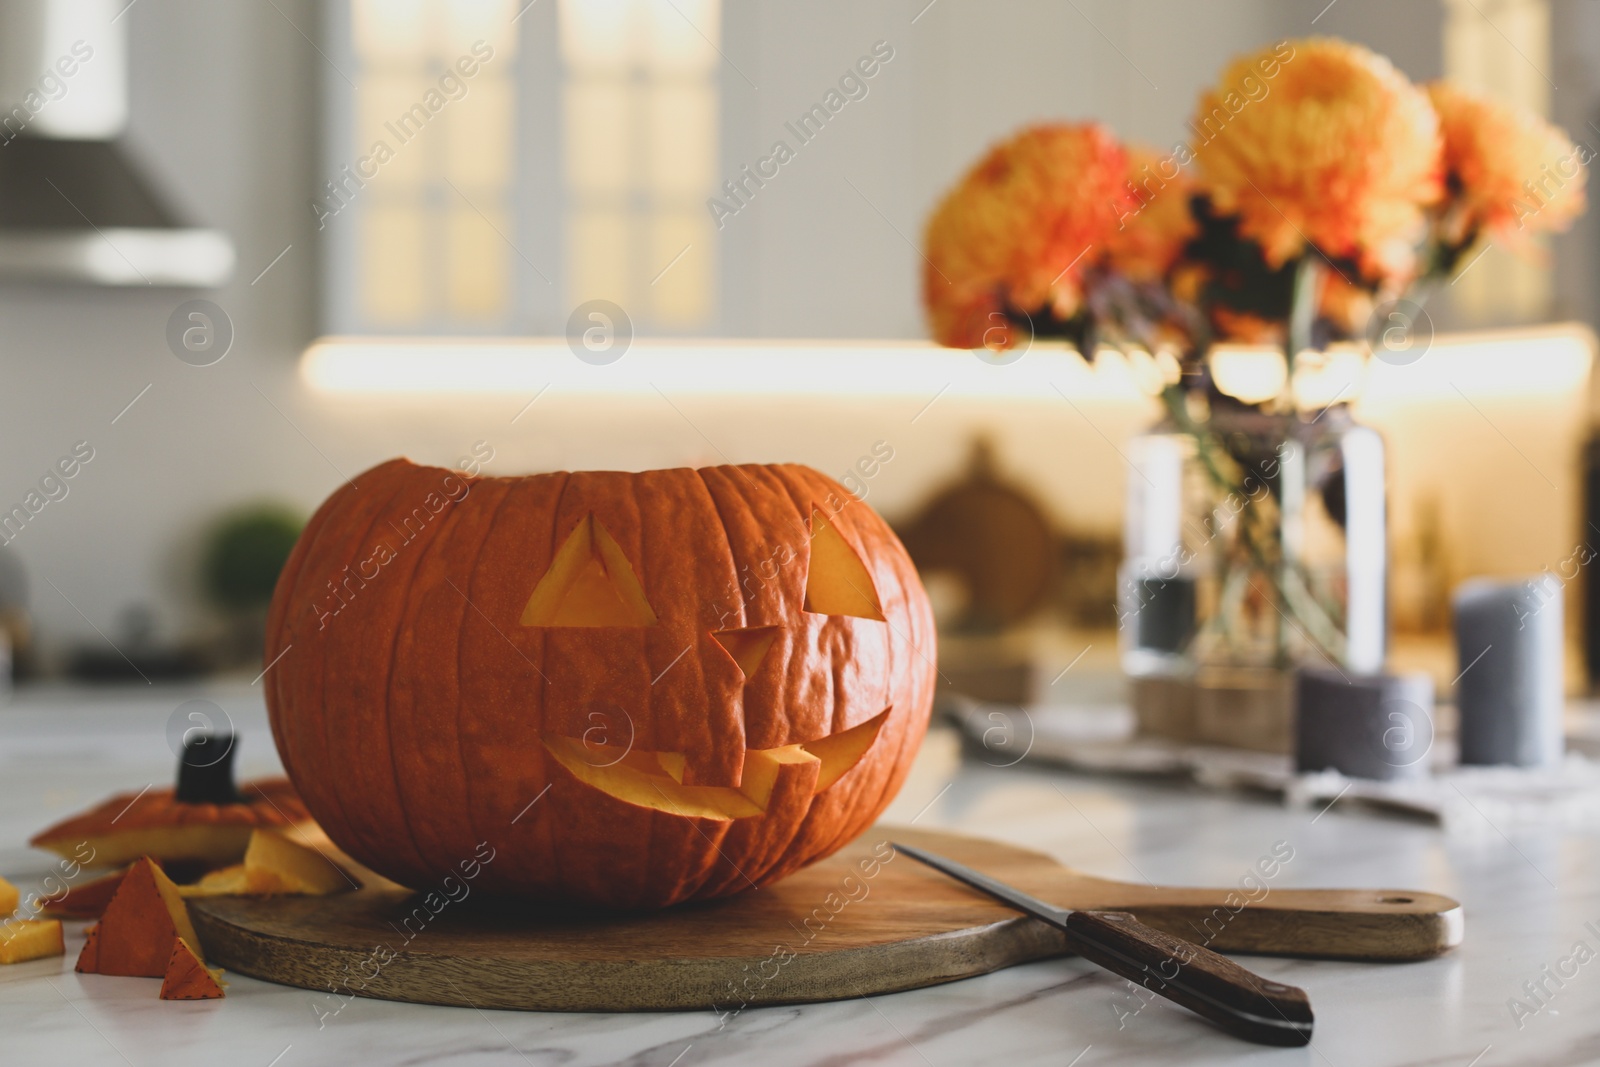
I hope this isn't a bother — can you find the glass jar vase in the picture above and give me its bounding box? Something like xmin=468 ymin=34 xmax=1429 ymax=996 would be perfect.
xmin=1119 ymin=398 xmax=1387 ymax=746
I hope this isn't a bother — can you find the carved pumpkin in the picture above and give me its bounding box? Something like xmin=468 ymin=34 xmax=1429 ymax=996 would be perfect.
xmin=266 ymin=459 xmax=936 ymax=908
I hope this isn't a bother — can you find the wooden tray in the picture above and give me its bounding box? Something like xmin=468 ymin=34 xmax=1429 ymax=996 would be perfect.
xmin=188 ymin=826 xmax=1461 ymax=1012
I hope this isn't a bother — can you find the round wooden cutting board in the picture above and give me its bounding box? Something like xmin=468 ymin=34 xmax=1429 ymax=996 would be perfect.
xmin=187 ymin=826 xmax=1461 ymax=1012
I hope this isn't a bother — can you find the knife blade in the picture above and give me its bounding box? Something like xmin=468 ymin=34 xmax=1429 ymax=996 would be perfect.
xmin=892 ymin=841 xmax=1314 ymax=1047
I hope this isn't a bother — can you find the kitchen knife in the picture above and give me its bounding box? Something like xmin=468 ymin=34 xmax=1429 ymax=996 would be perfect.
xmin=892 ymin=841 xmax=1314 ymax=1047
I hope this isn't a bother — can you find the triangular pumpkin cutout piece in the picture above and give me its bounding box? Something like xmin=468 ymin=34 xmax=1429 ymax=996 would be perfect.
xmin=49 ymin=867 xmax=129 ymax=920
xmin=711 ymin=626 xmax=779 ymax=680
xmin=78 ymin=857 xmax=202 ymax=978
xmin=160 ymin=937 xmax=226 ymax=1000
xmin=521 ymin=515 xmax=658 ymax=627
xmin=75 ymin=923 xmax=100 ymax=972
xmin=803 ymin=510 xmax=885 ymax=621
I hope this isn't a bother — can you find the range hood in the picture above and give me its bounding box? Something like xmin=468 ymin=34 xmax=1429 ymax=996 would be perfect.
xmin=0 ymin=0 xmax=233 ymax=286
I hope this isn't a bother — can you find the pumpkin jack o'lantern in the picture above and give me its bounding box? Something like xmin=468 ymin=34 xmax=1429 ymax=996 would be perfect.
xmin=532 ymin=509 xmax=893 ymax=822
xmin=266 ymin=460 xmax=936 ymax=909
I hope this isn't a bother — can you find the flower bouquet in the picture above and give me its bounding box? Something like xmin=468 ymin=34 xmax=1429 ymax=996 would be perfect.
xmin=922 ymin=37 xmax=1588 ymax=744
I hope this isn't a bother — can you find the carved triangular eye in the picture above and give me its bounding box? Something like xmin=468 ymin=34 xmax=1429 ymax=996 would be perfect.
xmin=803 ymin=509 xmax=885 ymax=621
xmin=711 ymin=626 xmax=779 ymax=679
xmin=521 ymin=515 xmax=658 ymax=627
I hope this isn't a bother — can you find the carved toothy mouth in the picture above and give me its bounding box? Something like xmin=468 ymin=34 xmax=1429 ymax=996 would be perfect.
xmin=542 ymin=709 xmax=889 ymax=821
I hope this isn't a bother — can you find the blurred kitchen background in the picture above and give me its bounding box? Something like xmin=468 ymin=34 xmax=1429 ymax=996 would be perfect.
xmin=0 ymin=0 xmax=1597 ymax=706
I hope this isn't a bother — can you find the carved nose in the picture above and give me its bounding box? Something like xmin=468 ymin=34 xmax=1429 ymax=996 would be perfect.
xmin=711 ymin=625 xmax=780 ymax=680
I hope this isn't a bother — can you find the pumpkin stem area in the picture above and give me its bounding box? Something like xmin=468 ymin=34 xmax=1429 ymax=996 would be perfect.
xmin=174 ymin=733 xmax=244 ymax=805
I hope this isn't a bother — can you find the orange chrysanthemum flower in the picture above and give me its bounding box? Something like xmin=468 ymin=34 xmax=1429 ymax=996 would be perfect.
xmin=1191 ymin=38 xmax=1441 ymax=278
xmin=1427 ymin=80 xmax=1587 ymax=243
xmin=1106 ymin=145 xmax=1198 ymax=283
xmin=922 ymin=123 xmax=1132 ymax=348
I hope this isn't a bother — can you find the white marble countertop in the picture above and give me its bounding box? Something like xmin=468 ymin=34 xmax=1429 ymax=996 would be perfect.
xmin=1 ymin=683 xmax=1592 ymax=1066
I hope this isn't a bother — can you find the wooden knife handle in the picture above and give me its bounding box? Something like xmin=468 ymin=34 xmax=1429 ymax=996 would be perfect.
xmin=1065 ymin=910 xmax=1314 ymax=1047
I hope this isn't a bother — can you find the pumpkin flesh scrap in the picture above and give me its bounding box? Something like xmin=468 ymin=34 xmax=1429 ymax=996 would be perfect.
xmin=42 ymin=867 xmax=129 ymax=920
xmin=182 ymin=829 xmax=350 ymax=897
xmin=77 ymin=858 xmax=203 ymax=978
xmin=0 ymin=875 xmax=17 ymax=917
xmin=0 ymin=919 xmax=64 ymax=964
xmin=159 ymin=937 xmax=226 ymax=1000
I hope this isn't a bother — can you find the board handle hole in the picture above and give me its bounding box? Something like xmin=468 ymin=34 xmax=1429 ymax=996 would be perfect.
xmin=1378 ymin=895 xmax=1414 ymax=904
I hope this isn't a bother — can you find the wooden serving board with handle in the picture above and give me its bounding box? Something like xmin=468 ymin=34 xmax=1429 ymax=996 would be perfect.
xmin=188 ymin=826 xmax=1462 ymax=1012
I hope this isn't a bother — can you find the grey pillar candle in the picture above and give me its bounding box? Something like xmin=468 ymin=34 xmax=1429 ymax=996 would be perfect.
xmin=1295 ymin=668 xmax=1434 ymax=780
xmin=1453 ymin=578 xmax=1565 ymax=767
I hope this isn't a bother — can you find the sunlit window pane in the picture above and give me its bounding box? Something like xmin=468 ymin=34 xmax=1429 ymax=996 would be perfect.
xmin=559 ymin=0 xmax=638 ymax=72
xmin=353 ymin=0 xmax=431 ymax=64
xmin=362 ymin=205 xmax=429 ymax=323
xmin=358 ymin=76 xmax=434 ymax=189
xmin=445 ymin=0 xmax=516 ymax=55
xmin=570 ymin=206 xmax=631 ymax=305
xmin=445 ymin=77 xmax=514 ymax=190
xmin=448 ymin=204 xmax=508 ymax=317
xmin=337 ymin=0 xmax=716 ymax=332
xmin=560 ymin=0 xmax=718 ymax=330
xmin=565 ymin=80 xmax=632 ymax=196
xmin=646 ymin=82 xmax=715 ymax=196
xmin=640 ymin=0 xmax=718 ymax=73
xmin=648 ymin=209 xmax=710 ymax=325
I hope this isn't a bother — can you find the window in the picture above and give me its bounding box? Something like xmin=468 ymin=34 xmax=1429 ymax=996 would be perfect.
xmin=321 ymin=0 xmax=718 ymax=335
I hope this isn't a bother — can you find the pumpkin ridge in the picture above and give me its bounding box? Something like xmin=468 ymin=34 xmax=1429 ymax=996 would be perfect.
xmin=263 ymin=465 xmax=342 ymax=790
xmin=690 ymin=465 xmax=754 ymax=764
xmin=343 ymin=464 xmax=454 ymax=880
xmin=310 ymin=466 xmax=434 ymax=874
xmin=657 ymin=468 xmax=755 ymax=899
xmin=382 ymin=470 xmax=486 ymax=883
xmin=853 ymin=530 xmax=936 ymax=860
xmin=680 ymin=469 xmax=803 ymax=899
xmin=448 ymin=476 xmax=524 ymax=887
xmin=265 ymin=466 xmax=377 ymax=834
xmin=770 ymin=467 xmax=853 ymax=745
xmin=630 ymin=474 xmax=706 ymax=899
xmin=362 ymin=466 xmax=468 ymax=878
xmin=700 ymin=812 xmax=747 ymax=900
xmin=841 ymin=484 xmax=927 ymax=860
xmin=324 ymin=463 xmax=451 ymax=870
xmin=691 ymin=466 xmax=749 ymax=632
xmin=729 ymin=463 xmax=810 ymax=550
xmin=533 ymin=470 xmax=574 ymax=891
xmin=762 ymin=465 xmax=904 ymax=871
